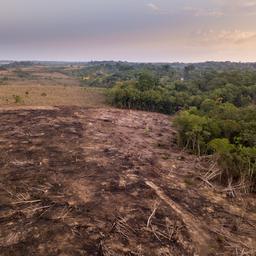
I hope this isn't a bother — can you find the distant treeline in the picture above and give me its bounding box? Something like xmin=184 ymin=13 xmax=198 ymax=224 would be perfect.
xmin=64 ymin=61 xmax=256 ymax=87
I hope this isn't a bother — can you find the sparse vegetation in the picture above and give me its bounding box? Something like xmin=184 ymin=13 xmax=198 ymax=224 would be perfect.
xmin=0 ymin=76 xmax=8 ymax=85
xmin=0 ymin=85 xmax=106 ymax=107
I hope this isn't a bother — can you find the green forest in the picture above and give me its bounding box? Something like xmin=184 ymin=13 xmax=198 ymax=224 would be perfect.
xmin=106 ymin=63 xmax=256 ymax=190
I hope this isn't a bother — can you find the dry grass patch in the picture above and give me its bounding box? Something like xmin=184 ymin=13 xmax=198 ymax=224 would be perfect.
xmin=0 ymin=85 xmax=107 ymax=107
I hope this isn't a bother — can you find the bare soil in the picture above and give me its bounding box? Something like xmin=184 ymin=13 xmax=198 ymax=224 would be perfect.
xmin=0 ymin=106 xmax=255 ymax=256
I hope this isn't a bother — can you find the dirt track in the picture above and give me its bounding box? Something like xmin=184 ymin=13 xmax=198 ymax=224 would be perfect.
xmin=0 ymin=107 xmax=255 ymax=255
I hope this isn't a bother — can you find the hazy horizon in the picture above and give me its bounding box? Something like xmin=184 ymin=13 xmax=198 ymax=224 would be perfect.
xmin=1 ymin=0 xmax=256 ymax=62
xmin=2 ymin=59 xmax=256 ymax=64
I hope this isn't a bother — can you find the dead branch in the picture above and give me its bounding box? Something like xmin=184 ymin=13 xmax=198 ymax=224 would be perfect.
xmin=112 ymin=215 xmax=135 ymax=240
xmin=147 ymin=202 xmax=159 ymax=228
xmin=12 ymin=199 xmax=41 ymax=205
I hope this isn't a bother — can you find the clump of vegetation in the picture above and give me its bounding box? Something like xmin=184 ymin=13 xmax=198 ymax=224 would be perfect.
xmin=174 ymin=106 xmax=256 ymax=190
xmin=108 ymin=72 xmax=177 ymax=114
xmin=15 ymin=69 xmax=33 ymax=79
xmin=13 ymin=95 xmax=23 ymax=104
xmin=0 ymin=76 xmax=8 ymax=85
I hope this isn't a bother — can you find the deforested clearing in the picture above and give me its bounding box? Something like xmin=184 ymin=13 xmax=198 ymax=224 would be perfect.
xmin=0 ymin=105 xmax=255 ymax=255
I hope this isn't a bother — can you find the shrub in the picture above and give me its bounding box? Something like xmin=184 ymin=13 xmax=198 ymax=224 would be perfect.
xmin=13 ymin=95 xmax=22 ymax=104
xmin=209 ymin=139 xmax=256 ymax=190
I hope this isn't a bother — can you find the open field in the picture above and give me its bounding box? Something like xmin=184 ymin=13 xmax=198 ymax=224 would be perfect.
xmin=0 ymin=85 xmax=106 ymax=107
xmin=0 ymin=64 xmax=82 ymax=87
xmin=0 ymin=106 xmax=255 ymax=255
xmin=0 ymin=64 xmax=106 ymax=107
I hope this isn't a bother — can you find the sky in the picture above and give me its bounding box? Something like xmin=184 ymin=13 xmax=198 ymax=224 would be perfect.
xmin=0 ymin=0 xmax=256 ymax=62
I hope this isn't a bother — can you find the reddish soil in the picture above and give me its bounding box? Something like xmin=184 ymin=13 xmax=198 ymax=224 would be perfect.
xmin=0 ymin=107 xmax=255 ymax=256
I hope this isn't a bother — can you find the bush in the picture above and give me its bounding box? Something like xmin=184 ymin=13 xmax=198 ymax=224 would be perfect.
xmin=108 ymin=80 xmax=176 ymax=114
xmin=174 ymin=105 xmax=256 ymax=189
xmin=13 ymin=95 xmax=22 ymax=104
xmin=209 ymin=139 xmax=256 ymax=190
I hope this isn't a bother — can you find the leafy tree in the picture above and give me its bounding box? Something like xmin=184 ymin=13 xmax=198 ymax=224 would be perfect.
xmin=136 ymin=71 xmax=159 ymax=91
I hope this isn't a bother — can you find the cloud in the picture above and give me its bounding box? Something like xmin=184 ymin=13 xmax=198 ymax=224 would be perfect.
xmin=194 ymin=29 xmax=256 ymax=45
xmin=184 ymin=7 xmax=224 ymax=17
xmin=242 ymin=1 xmax=256 ymax=7
xmin=146 ymin=3 xmax=160 ymax=12
xmin=216 ymin=0 xmax=256 ymax=16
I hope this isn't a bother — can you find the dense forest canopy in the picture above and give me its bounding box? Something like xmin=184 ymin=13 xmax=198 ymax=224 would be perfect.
xmin=103 ymin=62 xmax=256 ymax=191
xmin=76 ymin=61 xmax=256 ymax=87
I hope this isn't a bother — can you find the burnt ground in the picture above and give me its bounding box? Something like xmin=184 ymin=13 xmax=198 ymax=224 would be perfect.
xmin=0 ymin=106 xmax=255 ymax=256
